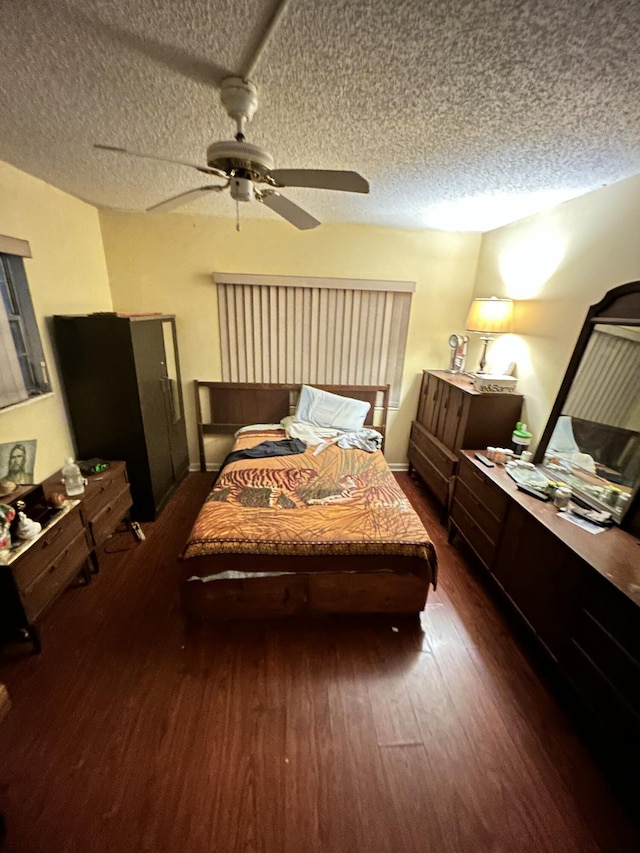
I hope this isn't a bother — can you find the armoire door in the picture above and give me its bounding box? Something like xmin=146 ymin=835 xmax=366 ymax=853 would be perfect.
xmin=160 ymin=319 xmax=189 ymax=483
xmin=131 ymin=321 xmax=175 ymax=512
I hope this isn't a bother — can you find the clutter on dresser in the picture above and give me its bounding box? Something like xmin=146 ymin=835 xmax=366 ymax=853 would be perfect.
xmin=511 ymin=422 xmax=532 ymax=454
xmin=447 ymin=333 xmax=469 ymax=373
xmin=78 ymin=458 xmax=110 ymax=476
xmin=472 ymin=374 xmax=518 ymax=394
xmin=15 ymin=511 xmax=42 ymax=540
xmin=61 ymin=458 xmax=86 ymax=497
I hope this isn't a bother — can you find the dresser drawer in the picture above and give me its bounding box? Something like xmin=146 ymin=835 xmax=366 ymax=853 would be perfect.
xmin=578 ymin=572 xmax=639 ymax=662
xmin=81 ymin=465 xmax=129 ymax=519
xmin=408 ymin=441 xmax=450 ymax=506
xmin=21 ymin=528 xmax=90 ymax=622
xmin=452 ymin=478 xmax=504 ymax=545
xmin=409 ymin=421 xmax=457 ymax=479
xmin=88 ymin=485 xmax=132 ymax=549
xmin=457 ymin=455 xmax=509 ymax=523
xmin=563 ymin=637 xmax=640 ymax=756
xmin=12 ymin=508 xmax=85 ymax=592
xmin=449 ymin=497 xmax=497 ymax=570
xmin=569 ymin=607 xmax=639 ymax=714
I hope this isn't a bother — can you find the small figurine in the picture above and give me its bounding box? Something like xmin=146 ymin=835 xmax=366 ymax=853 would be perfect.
xmin=15 ymin=511 xmax=42 ymax=540
xmin=0 ymin=504 xmax=16 ymax=560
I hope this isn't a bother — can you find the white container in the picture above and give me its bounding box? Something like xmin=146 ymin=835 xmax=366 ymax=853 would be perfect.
xmin=473 ymin=374 xmax=518 ymax=394
xmin=62 ymin=457 xmax=85 ymax=497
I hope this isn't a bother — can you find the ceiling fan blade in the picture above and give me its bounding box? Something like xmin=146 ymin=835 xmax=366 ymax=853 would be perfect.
xmin=258 ymin=191 xmax=320 ymax=230
xmin=269 ymin=169 xmax=369 ymax=194
xmin=147 ymin=184 xmax=228 ymax=214
xmin=94 ymin=144 xmax=225 ymax=178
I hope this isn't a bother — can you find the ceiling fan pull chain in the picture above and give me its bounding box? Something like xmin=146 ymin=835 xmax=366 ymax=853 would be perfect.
xmin=236 ymin=195 xmax=240 ymax=232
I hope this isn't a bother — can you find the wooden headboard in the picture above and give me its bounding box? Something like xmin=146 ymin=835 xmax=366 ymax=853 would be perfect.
xmin=194 ymin=381 xmax=390 ymax=471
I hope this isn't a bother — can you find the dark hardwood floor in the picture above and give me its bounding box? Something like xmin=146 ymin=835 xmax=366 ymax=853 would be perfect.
xmin=0 ymin=472 xmax=638 ymax=852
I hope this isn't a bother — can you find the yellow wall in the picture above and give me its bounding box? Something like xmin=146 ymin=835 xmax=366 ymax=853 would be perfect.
xmin=472 ymin=174 xmax=640 ymax=449
xmin=4 ymin=157 xmax=638 ymax=477
xmin=0 ymin=161 xmax=113 ymax=480
xmin=99 ymin=211 xmax=481 ymax=465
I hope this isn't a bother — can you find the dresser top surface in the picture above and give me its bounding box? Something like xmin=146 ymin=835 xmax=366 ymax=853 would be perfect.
xmin=1 ymin=500 xmax=80 ymax=567
xmin=461 ymin=451 xmax=640 ymax=607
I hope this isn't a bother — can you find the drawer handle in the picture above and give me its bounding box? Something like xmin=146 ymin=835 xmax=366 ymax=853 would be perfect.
xmin=48 ymin=545 xmax=71 ymax=573
xmin=472 ymin=469 xmax=485 ymax=482
xmin=42 ymin=528 xmax=62 ymax=547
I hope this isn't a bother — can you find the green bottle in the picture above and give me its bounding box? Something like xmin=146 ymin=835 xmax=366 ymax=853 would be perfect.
xmin=511 ymin=422 xmax=532 ymax=455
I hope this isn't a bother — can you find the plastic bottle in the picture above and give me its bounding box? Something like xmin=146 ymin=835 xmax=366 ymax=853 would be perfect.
xmin=62 ymin=457 xmax=85 ymax=496
xmin=511 ymin=422 xmax=532 ymax=455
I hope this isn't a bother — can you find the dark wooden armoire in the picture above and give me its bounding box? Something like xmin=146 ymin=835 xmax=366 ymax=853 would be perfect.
xmin=53 ymin=313 xmax=189 ymax=520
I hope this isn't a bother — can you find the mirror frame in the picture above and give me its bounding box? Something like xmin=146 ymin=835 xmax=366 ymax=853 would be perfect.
xmin=534 ymin=280 xmax=640 ymax=535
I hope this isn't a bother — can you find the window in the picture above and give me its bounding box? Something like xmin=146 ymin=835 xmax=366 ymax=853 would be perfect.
xmin=215 ymin=273 xmax=414 ymax=408
xmin=0 ymin=238 xmax=50 ymax=410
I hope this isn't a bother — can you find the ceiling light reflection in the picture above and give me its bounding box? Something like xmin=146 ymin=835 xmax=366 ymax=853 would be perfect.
xmin=498 ymin=225 xmax=566 ymax=298
xmin=423 ymin=188 xmax=584 ymax=233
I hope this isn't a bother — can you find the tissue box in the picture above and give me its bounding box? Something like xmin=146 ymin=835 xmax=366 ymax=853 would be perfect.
xmin=473 ymin=374 xmax=518 ymax=394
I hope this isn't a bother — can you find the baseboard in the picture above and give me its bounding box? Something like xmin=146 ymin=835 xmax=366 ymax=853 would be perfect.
xmin=189 ymin=463 xmax=219 ymax=472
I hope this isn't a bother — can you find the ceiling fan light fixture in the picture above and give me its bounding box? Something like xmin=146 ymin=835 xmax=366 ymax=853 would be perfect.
xmin=230 ymin=176 xmax=253 ymax=202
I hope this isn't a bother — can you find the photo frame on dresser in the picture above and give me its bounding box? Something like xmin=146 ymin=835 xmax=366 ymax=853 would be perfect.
xmin=0 ymin=439 xmax=37 ymax=486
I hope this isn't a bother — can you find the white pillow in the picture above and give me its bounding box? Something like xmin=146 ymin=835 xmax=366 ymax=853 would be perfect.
xmin=294 ymin=385 xmax=370 ymax=431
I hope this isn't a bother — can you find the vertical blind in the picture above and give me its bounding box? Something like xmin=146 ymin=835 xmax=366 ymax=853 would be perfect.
xmin=215 ymin=273 xmax=414 ymax=407
xmin=565 ymin=329 xmax=640 ymax=427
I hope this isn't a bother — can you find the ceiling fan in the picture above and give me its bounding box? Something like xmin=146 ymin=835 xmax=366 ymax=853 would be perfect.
xmin=95 ymin=74 xmax=369 ymax=230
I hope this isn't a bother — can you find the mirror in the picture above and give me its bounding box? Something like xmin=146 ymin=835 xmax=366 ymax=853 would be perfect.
xmin=535 ymin=282 xmax=640 ymax=533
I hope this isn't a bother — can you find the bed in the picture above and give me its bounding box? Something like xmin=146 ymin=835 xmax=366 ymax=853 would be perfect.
xmin=180 ymin=382 xmax=437 ymax=620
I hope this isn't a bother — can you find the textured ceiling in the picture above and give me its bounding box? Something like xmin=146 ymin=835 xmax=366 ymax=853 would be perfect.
xmin=1 ymin=0 xmax=639 ymax=231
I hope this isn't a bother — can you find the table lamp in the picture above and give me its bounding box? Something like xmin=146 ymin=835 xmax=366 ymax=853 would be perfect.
xmin=465 ymin=296 xmax=513 ymax=374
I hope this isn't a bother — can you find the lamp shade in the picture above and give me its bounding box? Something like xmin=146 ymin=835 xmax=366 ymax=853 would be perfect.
xmin=465 ymin=296 xmax=513 ymax=334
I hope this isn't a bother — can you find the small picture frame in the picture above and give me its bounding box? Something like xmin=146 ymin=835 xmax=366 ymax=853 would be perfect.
xmin=0 ymin=440 xmax=37 ymax=485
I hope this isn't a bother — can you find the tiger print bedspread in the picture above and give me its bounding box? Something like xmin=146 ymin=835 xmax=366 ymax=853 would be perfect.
xmin=183 ymin=428 xmax=436 ymax=568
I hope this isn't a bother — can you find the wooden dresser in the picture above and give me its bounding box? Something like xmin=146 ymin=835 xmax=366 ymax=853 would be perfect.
xmin=42 ymin=461 xmax=132 ymax=572
xmin=0 ymin=489 xmax=91 ymax=652
xmin=408 ymin=370 xmax=523 ymax=515
xmin=449 ymin=451 xmax=640 ymax=786
xmin=0 ymin=462 xmax=133 ymax=652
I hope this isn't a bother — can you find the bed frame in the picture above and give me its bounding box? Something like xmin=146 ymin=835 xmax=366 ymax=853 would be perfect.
xmin=182 ymin=381 xmax=435 ymax=620
xmin=194 ymin=381 xmax=389 ymax=470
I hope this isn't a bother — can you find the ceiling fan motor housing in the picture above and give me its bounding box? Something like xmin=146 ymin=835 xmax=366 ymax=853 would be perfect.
xmin=220 ymin=77 xmax=259 ymax=129
xmin=206 ymin=140 xmax=275 ymax=180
